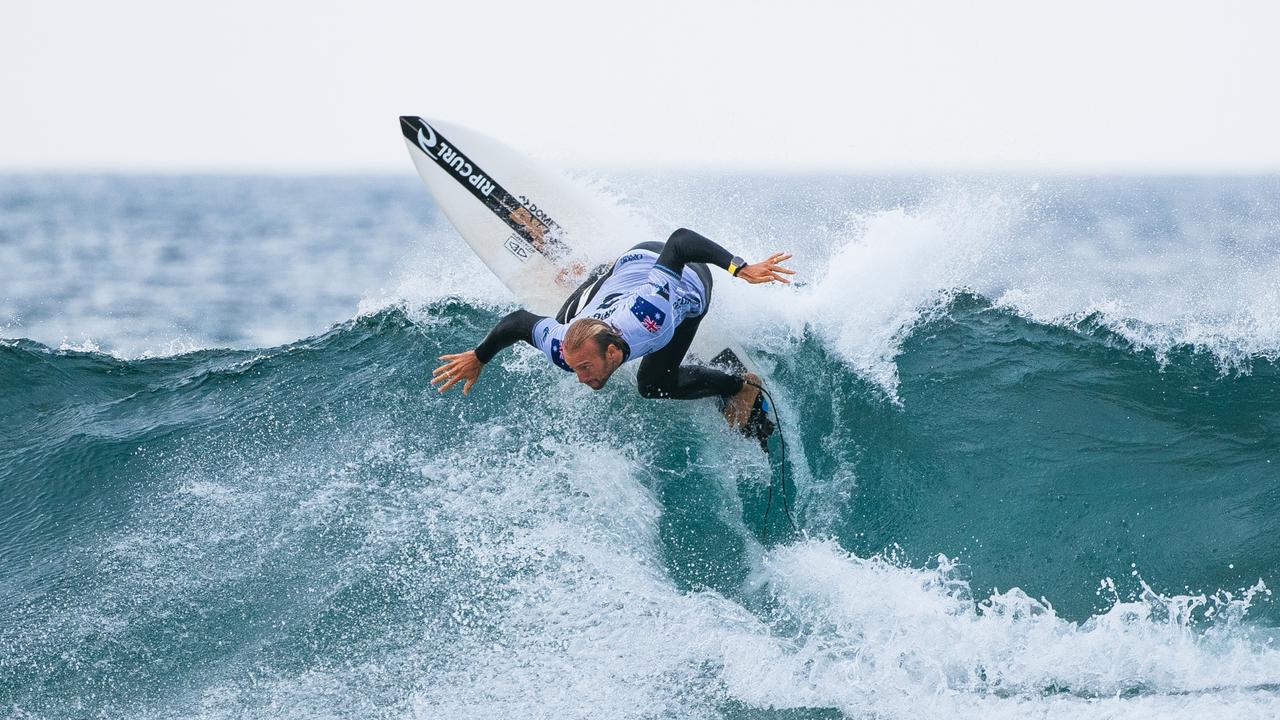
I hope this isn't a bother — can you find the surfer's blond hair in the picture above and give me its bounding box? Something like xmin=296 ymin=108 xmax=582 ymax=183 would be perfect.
xmin=564 ymin=318 xmax=625 ymax=357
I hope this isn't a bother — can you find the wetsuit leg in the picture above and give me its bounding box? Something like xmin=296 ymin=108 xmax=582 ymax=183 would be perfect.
xmin=636 ymin=262 xmax=744 ymax=400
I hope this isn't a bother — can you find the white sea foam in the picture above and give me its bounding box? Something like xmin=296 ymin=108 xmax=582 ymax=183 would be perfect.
xmin=411 ymin=439 xmax=1280 ymax=720
xmin=720 ymin=541 xmax=1279 ymax=716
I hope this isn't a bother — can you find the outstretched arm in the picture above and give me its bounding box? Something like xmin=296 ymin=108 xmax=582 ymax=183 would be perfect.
xmin=655 ymin=228 xmax=794 ymax=284
xmin=654 ymin=228 xmax=734 ymax=276
xmin=433 ymin=309 xmax=545 ymax=394
xmin=474 ymin=309 xmax=544 ymax=362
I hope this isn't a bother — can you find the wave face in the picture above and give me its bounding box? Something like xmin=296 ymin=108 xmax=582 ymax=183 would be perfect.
xmin=3 ymin=174 xmax=1280 ymax=718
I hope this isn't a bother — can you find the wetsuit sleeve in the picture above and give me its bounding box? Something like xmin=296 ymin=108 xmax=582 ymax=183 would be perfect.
xmin=653 ymin=228 xmax=735 ymax=277
xmin=474 ymin=309 xmax=545 ymax=363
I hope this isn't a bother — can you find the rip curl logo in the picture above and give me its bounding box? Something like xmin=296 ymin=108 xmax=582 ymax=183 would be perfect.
xmin=416 ymin=123 xmax=438 ymax=152
xmin=430 ymin=140 xmax=496 ymax=198
xmin=405 ymin=118 xmax=495 ymax=198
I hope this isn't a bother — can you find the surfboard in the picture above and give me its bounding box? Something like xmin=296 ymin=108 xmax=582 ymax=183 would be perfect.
xmin=399 ymin=115 xmax=774 ymax=446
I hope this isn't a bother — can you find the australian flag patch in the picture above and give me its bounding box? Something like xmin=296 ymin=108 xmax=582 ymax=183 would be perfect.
xmin=549 ymin=338 xmax=573 ymax=372
xmin=630 ymin=296 xmax=666 ymax=333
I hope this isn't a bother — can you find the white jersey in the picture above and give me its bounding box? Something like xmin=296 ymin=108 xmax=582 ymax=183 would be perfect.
xmin=532 ymin=248 xmax=708 ymax=372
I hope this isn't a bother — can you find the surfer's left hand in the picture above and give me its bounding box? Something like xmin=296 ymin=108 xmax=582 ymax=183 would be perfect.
xmin=738 ymin=253 xmax=795 ymax=284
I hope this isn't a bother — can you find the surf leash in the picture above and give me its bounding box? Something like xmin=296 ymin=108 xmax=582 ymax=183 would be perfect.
xmin=747 ymin=380 xmax=797 ymax=538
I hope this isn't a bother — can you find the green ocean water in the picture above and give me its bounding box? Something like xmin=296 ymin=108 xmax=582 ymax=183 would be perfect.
xmin=3 ymin=175 xmax=1280 ymax=718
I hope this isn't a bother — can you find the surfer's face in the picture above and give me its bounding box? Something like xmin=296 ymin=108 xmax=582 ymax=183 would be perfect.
xmin=563 ymin=342 xmax=623 ymax=391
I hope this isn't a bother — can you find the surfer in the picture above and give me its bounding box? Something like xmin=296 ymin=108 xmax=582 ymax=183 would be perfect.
xmin=432 ymin=228 xmax=794 ymax=427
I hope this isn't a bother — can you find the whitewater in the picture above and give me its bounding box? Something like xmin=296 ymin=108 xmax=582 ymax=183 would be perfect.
xmin=2 ymin=173 xmax=1279 ymax=719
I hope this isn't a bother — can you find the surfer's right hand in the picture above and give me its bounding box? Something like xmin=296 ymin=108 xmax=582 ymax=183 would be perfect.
xmin=432 ymin=351 xmax=484 ymax=395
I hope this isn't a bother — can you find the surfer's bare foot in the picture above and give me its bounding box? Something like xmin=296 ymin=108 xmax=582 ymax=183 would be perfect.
xmin=723 ymin=373 xmax=762 ymax=429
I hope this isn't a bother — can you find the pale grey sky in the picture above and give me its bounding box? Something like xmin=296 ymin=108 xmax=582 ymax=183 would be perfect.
xmin=3 ymin=0 xmax=1278 ymax=172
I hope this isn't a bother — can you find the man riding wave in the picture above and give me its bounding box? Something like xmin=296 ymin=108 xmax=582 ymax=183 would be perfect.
xmin=432 ymin=228 xmax=794 ymax=427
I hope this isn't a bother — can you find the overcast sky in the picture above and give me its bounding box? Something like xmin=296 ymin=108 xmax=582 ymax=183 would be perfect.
xmin=3 ymin=0 xmax=1278 ymax=173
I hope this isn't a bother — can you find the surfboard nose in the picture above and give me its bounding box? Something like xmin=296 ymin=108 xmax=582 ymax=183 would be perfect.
xmin=400 ymin=116 xmax=434 ymax=147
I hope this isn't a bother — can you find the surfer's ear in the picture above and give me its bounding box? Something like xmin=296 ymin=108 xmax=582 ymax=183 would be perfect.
xmin=604 ymin=342 xmax=625 ymax=368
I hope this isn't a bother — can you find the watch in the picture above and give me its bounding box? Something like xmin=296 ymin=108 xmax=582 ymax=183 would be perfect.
xmin=728 ymin=256 xmax=747 ymax=276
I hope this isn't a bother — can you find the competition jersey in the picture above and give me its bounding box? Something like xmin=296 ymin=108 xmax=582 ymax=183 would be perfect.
xmin=532 ymin=248 xmax=708 ymax=372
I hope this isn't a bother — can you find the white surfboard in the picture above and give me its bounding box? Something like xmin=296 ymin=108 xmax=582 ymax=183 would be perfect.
xmin=400 ymin=116 xmax=772 ymax=440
